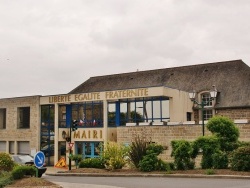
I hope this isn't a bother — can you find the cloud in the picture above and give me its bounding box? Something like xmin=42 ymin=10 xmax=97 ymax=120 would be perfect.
xmin=0 ymin=0 xmax=249 ymax=98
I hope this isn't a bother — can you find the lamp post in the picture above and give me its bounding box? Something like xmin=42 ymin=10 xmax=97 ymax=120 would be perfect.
xmin=68 ymin=120 xmax=78 ymax=170
xmin=189 ymin=86 xmax=217 ymax=136
xmin=69 ymin=121 xmax=72 ymax=170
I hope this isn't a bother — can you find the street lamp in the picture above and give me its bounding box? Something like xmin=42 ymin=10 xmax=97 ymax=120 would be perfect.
xmin=68 ymin=120 xmax=78 ymax=170
xmin=189 ymin=85 xmax=217 ymax=136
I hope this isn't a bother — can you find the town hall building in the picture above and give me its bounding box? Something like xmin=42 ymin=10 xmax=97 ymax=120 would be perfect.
xmin=0 ymin=59 xmax=249 ymax=166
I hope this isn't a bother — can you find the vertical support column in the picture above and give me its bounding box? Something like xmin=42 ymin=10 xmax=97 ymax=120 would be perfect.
xmin=66 ymin=105 xmax=72 ymax=168
xmin=115 ymin=101 xmax=120 ymax=126
xmin=169 ymin=97 xmax=174 ymax=122
xmin=127 ymin=102 xmax=131 ymax=122
xmin=54 ymin=103 xmax=59 ymax=166
xmin=14 ymin=141 xmax=17 ymax=155
xmin=66 ymin=105 xmax=72 ymax=128
xmin=37 ymin=103 xmax=41 ymax=155
xmin=6 ymin=141 xmax=9 ymax=153
xmin=103 ymin=100 xmax=108 ymax=145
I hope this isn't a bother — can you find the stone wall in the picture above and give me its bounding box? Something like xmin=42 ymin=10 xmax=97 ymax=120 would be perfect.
xmin=0 ymin=96 xmax=40 ymax=154
xmin=117 ymin=123 xmax=250 ymax=162
xmin=193 ymin=108 xmax=250 ymax=124
xmin=216 ymin=108 xmax=250 ymax=120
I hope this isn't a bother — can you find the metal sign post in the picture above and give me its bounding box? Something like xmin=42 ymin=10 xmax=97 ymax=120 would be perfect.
xmin=34 ymin=151 xmax=45 ymax=177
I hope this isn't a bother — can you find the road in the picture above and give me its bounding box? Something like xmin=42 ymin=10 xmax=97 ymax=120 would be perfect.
xmin=43 ymin=175 xmax=250 ymax=188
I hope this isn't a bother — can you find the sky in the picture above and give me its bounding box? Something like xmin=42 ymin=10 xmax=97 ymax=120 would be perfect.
xmin=1 ymin=0 xmax=250 ymax=98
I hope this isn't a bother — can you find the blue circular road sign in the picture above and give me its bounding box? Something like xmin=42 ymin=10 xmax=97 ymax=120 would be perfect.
xmin=34 ymin=151 xmax=45 ymax=168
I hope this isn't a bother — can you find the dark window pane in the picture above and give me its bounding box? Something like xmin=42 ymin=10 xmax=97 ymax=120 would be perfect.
xmin=18 ymin=107 xmax=30 ymax=128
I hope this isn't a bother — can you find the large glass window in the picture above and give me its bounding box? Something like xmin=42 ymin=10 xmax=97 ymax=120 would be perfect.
xmin=41 ymin=105 xmax=55 ymax=148
xmin=40 ymin=105 xmax=55 ymax=166
xmin=17 ymin=107 xmax=30 ymax=129
xmin=108 ymin=96 xmax=169 ymax=126
xmin=0 ymin=108 xmax=6 ymax=129
xmin=58 ymin=105 xmax=66 ymax=127
xmin=72 ymin=102 xmax=103 ymax=127
xmin=108 ymin=103 xmax=116 ymax=126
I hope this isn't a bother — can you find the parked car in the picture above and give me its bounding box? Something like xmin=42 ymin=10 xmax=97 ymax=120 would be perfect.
xmin=11 ymin=155 xmax=47 ymax=177
xmin=41 ymin=144 xmax=66 ymax=156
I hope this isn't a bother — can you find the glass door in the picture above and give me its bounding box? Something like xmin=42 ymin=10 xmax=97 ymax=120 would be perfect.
xmin=83 ymin=142 xmax=101 ymax=158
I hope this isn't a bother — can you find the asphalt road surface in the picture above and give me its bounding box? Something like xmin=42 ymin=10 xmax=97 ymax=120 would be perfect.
xmin=44 ymin=175 xmax=250 ymax=188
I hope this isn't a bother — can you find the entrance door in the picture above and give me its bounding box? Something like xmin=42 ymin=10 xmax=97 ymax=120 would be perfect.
xmin=83 ymin=142 xmax=101 ymax=158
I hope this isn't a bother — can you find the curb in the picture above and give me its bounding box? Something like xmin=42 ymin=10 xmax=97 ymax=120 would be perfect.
xmin=45 ymin=172 xmax=250 ymax=180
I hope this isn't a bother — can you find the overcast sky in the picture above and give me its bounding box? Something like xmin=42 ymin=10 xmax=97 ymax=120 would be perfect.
xmin=1 ymin=0 xmax=250 ymax=98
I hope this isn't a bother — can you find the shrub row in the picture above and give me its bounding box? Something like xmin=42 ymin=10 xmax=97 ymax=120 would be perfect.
xmin=171 ymin=116 xmax=250 ymax=171
xmin=78 ymin=117 xmax=249 ymax=172
xmin=11 ymin=165 xmax=36 ymax=180
xmin=79 ymin=158 xmax=105 ymax=169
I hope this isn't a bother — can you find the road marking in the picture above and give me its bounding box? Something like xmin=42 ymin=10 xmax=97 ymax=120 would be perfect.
xmin=54 ymin=182 xmax=125 ymax=188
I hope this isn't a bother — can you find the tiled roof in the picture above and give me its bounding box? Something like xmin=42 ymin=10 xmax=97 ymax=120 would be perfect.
xmin=69 ymin=60 xmax=250 ymax=108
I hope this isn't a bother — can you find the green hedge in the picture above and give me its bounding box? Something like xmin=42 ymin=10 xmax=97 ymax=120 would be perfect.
xmin=79 ymin=158 xmax=105 ymax=169
xmin=171 ymin=140 xmax=195 ymax=170
xmin=138 ymin=144 xmax=164 ymax=172
xmin=231 ymin=146 xmax=250 ymax=171
xmin=11 ymin=165 xmax=36 ymax=180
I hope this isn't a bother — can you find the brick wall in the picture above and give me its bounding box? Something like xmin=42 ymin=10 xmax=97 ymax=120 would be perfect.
xmin=0 ymin=96 xmax=40 ymax=153
xmin=117 ymin=123 xmax=250 ymax=162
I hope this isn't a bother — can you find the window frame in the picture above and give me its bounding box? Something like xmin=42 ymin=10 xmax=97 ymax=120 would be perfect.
xmin=203 ymin=109 xmax=213 ymax=120
xmin=17 ymin=107 xmax=30 ymax=129
xmin=198 ymin=91 xmax=216 ymax=121
xmin=0 ymin=108 xmax=6 ymax=129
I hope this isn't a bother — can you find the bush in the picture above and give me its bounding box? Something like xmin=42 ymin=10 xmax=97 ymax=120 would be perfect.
xmin=69 ymin=154 xmax=83 ymax=162
xmin=155 ymin=159 xmax=169 ymax=171
xmin=238 ymin=141 xmax=250 ymax=147
xmin=101 ymin=142 xmax=129 ymax=170
xmin=79 ymin=158 xmax=105 ymax=169
xmin=128 ymin=135 xmax=148 ymax=168
xmin=11 ymin=166 xmax=36 ymax=180
xmin=0 ymin=153 xmax=15 ymax=172
xmin=11 ymin=167 xmax=24 ymax=180
xmin=212 ymin=151 xmax=228 ymax=169
xmin=139 ymin=153 xmax=157 ymax=172
xmin=207 ymin=116 xmax=239 ymax=152
xmin=69 ymin=154 xmax=83 ymax=168
xmin=0 ymin=172 xmax=13 ymax=188
xmin=230 ymin=146 xmax=250 ymax=171
xmin=138 ymin=144 xmax=164 ymax=172
xmin=193 ymin=136 xmax=220 ymax=169
xmin=171 ymin=140 xmax=195 ymax=170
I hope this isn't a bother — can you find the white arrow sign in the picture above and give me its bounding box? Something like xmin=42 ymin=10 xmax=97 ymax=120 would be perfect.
xmin=34 ymin=151 xmax=45 ymax=168
xmin=37 ymin=155 xmax=43 ymax=164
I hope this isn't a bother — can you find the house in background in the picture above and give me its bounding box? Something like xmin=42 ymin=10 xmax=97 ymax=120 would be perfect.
xmin=0 ymin=59 xmax=249 ymax=166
